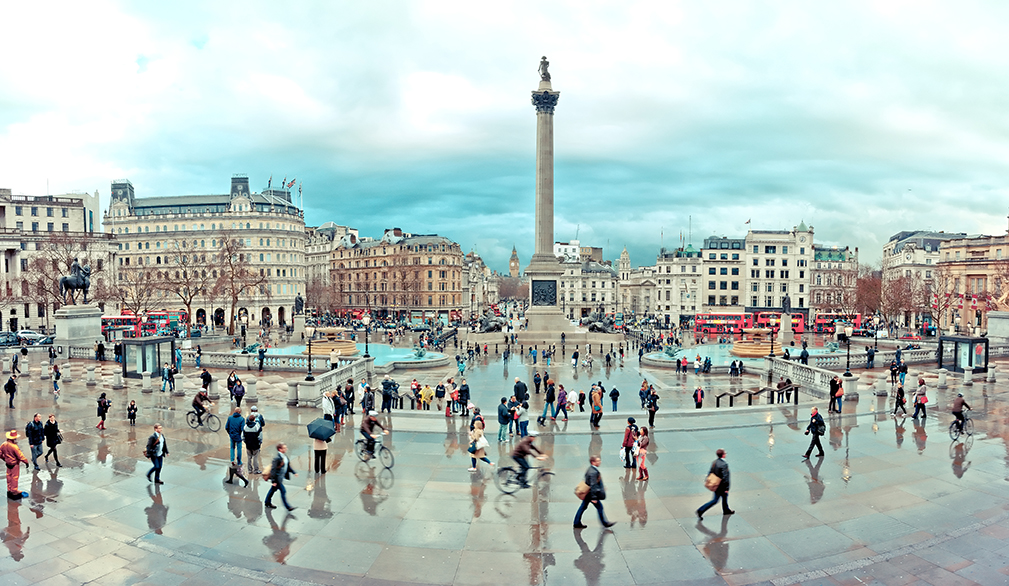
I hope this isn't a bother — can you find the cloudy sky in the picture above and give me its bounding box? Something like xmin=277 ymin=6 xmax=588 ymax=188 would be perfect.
xmin=3 ymin=1 xmax=1009 ymax=273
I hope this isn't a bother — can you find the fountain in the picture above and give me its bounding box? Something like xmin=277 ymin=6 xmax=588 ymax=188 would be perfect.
xmin=302 ymin=327 xmax=359 ymax=357
xmin=730 ymin=328 xmax=777 ymax=358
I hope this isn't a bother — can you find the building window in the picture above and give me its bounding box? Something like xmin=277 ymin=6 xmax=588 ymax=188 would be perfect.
xmin=731 ymin=296 xmax=739 ymax=305
xmin=20 ymin=259 xmax=27 ymax=272
xmin=720 ymin=281 xmax=727 ymax=290
xmin=764 ymin=246 xmax=776 ymax=254
xmin=732 ymin=253 xmax=739 ymax=260
xmin=766 ymin=259 xmax=775 ymax=267
xmin=752 ymin=283 xmax=758 ymax=292
xmin=753 ymin=246 xmax=758 ymax=253
xmin=708 ymin=268 xmax=716 ymax=275
xmin=799 ymin=284 xmax=804 ymax=292
xmin=708 ymin=295 xmax=716 ymax=305
xmin=731 ymin=282 xmax=739 ymax=290
xmin=31 ymin=222 xmax=38 ymax=232
xmin=31 ymin=207 xmax=37 ymax=216
xmin=766 ymin=283 xmax=773 ymax=292
xmin=15 ymin=221 xmax=22 ymax=230
xmin=14 ymin=206 xmax=21 ymax=216
xmin=62 ymin=208 xmax=68 ymax=217
xmin=708 ymin=282 xmax=716 ymax=290
xmin=720 ymin=268 xmax=727 ymax=275
xmin=47 ymin=222 xmax=53 ymax=232
xmin=708 ymin=253 xmax=716 ymax=260
xmin=61 ymin=223 xmax=69 ymax=232
xmin=782 ymin=246 xmax=788 ymax=254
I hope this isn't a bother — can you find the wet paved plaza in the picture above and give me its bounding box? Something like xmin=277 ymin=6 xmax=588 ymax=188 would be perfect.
xmin=3 ymin=347 xmax=1009 ymax=585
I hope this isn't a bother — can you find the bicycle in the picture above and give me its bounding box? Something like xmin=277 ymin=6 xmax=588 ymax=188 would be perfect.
xmin=495 ymin=465 xmax=553 ymax=494
xmin=355 ymin=433 xmax=394 ymax=469
xmin=948 ymin=411 xmax=974 ymax=441
xmin=187 ymin=410 xmax=221 ymax=432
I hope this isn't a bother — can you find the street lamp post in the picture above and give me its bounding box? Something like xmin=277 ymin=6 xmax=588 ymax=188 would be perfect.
xmin=843 ymin=324 xmax=854 ymax=377
xmin=362 ymin=313 xmax=372 ymax=358
xmin=768 ymin=326 xmax=777 ymax=358
xmin=305 ymin=325 xmax=316 ymax=381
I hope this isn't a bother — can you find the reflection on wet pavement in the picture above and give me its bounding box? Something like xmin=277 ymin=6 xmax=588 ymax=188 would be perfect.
xmin=0 ymin=351 xmax=1008 ymax=584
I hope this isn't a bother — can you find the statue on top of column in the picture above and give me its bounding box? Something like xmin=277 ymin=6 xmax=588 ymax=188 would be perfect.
xmin=538 ymin=56 xmax=551 ymax=81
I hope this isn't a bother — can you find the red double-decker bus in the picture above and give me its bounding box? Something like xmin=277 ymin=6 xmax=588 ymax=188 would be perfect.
xmin=813 ymin=313 xmax=861 ymax=334
xmin=754 ymin=312 xmax=806 ymax=334
xmin=693 ymin=313 xmax=754 ymax=336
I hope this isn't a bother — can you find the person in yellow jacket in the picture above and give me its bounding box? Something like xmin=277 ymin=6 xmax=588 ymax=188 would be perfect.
xmin=1 ymin=430 xmax=30 ymax=500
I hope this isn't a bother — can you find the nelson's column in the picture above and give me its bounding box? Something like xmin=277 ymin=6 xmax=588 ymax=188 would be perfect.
xmin=523 ymin=56 xmax=572 ymax=338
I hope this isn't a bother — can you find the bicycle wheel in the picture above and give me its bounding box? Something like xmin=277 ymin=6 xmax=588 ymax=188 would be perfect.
xmin=964 ymin=418 xmax=974 ymax=436
xmin=206 ymin=414 xmax=222 ymax=432
xmin=378 ymin=446 xmax=395 ymax=469
xmin=355 ymin=440 xmax=369 ymax=462
xmin=949 ymin=421 xmax=961 ymax=441
xmin=186 ymin=411 xmax=199 ymax=429
xmin=495 ymin=467 xmax=520 ymax=494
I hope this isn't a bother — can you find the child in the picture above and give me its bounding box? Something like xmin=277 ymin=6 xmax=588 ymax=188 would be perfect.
xmin=127 ymin=400 xmax=138 ymax=426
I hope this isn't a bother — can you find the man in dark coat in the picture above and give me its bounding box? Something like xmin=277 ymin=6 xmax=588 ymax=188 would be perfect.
xmin=803 ymin=407 xmax=826 ymax=459
xmin=696 ymin=448 xmax=734 ymax=519
xmin=573 ymin=456 xmax=615 ymax=528
xmin=265 ymin=443 xmax=296 ymax=511
xmin=513 ymin=377 xmax=529 ymax=402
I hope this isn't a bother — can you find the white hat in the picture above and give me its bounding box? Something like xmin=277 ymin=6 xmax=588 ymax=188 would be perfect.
xmin=250 ymin=406 xmax=258 ymax=412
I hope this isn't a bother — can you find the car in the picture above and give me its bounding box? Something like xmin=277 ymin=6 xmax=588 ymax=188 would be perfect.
xmin=16 ymin=330 xmax=44 ymax=344
xmin=37 ymin=336 xmax=55 ymax=345
xmin=411 ymin=325 xmax=431 ymax=332
xmin=899 ymin=333 xmax=921 ymax=341
xmin=0 ymin=332 xmax=19 ymax=347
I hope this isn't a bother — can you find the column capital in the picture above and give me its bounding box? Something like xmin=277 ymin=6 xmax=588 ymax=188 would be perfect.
xmin=531 ymin=90 xmax=560 ymax=114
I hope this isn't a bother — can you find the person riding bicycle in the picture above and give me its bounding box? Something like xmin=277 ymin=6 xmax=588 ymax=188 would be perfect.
xmin=952 ymin=393 xmax=971 ymax=432
xmin=192 ymin=389 xmax=212 ymax=426
xmin=360 ymin=410 xmax=387 ymax=456
xmin=511 ymin=430 xmax=547 ymax=488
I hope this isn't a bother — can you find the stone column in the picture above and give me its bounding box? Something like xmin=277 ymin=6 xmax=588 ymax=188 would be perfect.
xmin=113 ymin=371 xmax=125 ymax=390
xmin=987 ymin=365 xmax=997 ymax=383
xmin=142 ymin=371 xmax=151 ymax=392
xmin=287 ymin=381 xmax=299 ymax=406
xmin=172 ymin=373 xmax=187 ymax=397
xmin=937 ymin=368 xmax=948 ymax=389
xmin=208 ymin=379 xmax=220 ymax=401
xmin=532 ymin=82 xmax=559 ymax=260
xmin=86 ymin=366 xmax=96 ymax=387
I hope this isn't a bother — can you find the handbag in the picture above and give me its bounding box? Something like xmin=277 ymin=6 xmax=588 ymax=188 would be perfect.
xmin=574 ymin=481 xmax=590 ymax=500
xmin=467 ymin=442 xmax=477 ymax=454
xmin=704 ymin=472 xmax=721 ymax=491
xmin=55 ymin=432 xmax=63 ymax=445
xmin=262 ymin=465 xmax=272 ymax=481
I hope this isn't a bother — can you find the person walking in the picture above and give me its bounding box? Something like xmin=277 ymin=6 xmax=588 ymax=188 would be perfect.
xmin=1 ymin=430 xmax=29 ymax=500
xmin=5 ymin=375 xmax=16 ymax=408
xmin=696 ymin=448 xmax=733 ymax=519
xmin=898 ymin=360 xmax=908 ymax=386
xmin=912 ymin=380 xmax=928 ymax=419
xmin=802 ymin=407 xmax=826 ymax=459
xmin=573 ymin=456 xmax=615 ymax=528
xmin=145 ymin=424 xmax=168 ymax=484
xmin=127 ymin=400 xmax=138 ymax=426
xmin=227 ymin=370 xmax=238 ymax=400
xmin=195 ymin=345 xmax=202 ymax=368
xmin=889 ymin=360 xmax=898 ymax=385
xmin=344 ymin=379 xmax=356 ymax=415
xmin=96 ymin=392 xmax=111 ymax=430
xmin=244 ymin=414 xmax=263 ymax=475
xmin=542 ymin=380 xmax=556 ymax=422
xmin=10 ymin=352 xmax=19 ymax=375
xmin=556 ymin=385 xmax=569 ymax=421
xmin=43 ymin=414 xmax=62 ymax=467
xmin=692 ymin=386 xmax=704 ymax=409
xmin=225 ymin=407 xmax=245 ymax=468
xmin=467 ymin=420 xmax=493 ymax=471
xmin=533 ymin=372 xmax=542 ymax=395
xmin=458 ymin=379 xmax=471 ymax=417
xmin=199 ymin=368 xmax=212 ymax=391
xmin=827 ymin=376 xmax=840 ymax=413
xmin=590 ymin=386 xmax=603 ymax=429
xmin=232 ymin=379 xmax=246 ymax=408
xmin=893 ymin=384 xmax=907 ymax=416
xmin=609 ymin=387 xmax=620 ymax=412
xmin=52 ymin=364 xmax=62 ymax=399
xmin=24 ymin=413 xmax=44 ymax=471
xmin=621 ymin=418 xmax=639 ymax=469
xmin=497 ymin=397 xmax=511 ymax=443
xmin=636 ymin=427 xmax=650 ymax=481
xmin=646 ymin=388 xmax=660 ymax=427
xmin=265 ymin=443 xmax=297 ymax=511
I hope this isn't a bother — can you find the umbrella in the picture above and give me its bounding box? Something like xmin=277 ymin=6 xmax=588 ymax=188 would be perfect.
xmin=307 ymin=418 xmax=336 ymax=441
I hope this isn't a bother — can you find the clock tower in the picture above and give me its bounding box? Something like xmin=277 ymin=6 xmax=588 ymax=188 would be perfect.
xmin=509 ymin=246 xmax=520 ymax=278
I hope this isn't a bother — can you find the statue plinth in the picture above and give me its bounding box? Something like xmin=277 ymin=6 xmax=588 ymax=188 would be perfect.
xmin=54 ymin=304 xmax=103 ymax=360
xmin=778 ymin=313 xmax=795 ymax=346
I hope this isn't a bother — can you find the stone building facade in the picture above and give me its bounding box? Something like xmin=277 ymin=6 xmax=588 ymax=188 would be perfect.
xmin=106 ymin=175 xmax=306 ymax=330
xmin=0 ymin=187 xmax=115 ymax=332
xmin=331 ymin=228 xmax=464 ymax=324
xmin=743 ymin=223 xmax=814 ymax=318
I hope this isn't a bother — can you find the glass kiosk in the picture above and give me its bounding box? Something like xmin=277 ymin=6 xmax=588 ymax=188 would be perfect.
xmin=120 ymin=336 xmax=176 ymax=379
xmin=937 ymin=336 xmax=988 ymax=374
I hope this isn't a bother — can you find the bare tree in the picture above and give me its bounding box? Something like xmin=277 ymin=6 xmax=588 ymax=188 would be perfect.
xmin=159 ymin=239 xmax=212 ymax=336
xmin=110 ymin=263 xmax=162 ymax=317
xmin=854 ymin=264 xmax=881 ymax=317
xmin=25 ymin=232 xmax=114 ymax=327
xmin=214 ymin=230 xmax=271 ymax=334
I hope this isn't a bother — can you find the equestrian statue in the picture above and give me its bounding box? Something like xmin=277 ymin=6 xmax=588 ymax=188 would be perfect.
xmin=59 ymin=257 xmax=91 ymax=304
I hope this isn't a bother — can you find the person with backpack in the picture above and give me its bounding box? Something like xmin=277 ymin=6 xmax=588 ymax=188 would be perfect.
xmin=380 ymin=375 xmax=397 ymax=414
xmin=621 ymin=417 xmax=639 ymax=469
xmin=225 ymin=407 xmax=246 ymax=467
xmin=244 ymin=414 xmax=264 ymax=475
xmin=609 ymin=387 xmax=620 ymax=412
xmin=541 ymin=380 xmax=556 ymax=423
xmin=646 ymin=388 xmax=660 ymax=427
xmin=52 ymin=364 xmax=62 ymax=399
xmin=802 ymin=407 xmax=826 ymax=459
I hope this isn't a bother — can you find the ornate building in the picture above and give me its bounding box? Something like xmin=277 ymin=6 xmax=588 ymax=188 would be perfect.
xmin=0 ymin=187 xmax=115 ymax=332
xmin=509 ymin=246 xmax=520 ymax=278
xmin=935 ymin=233 xmax=1009 ymax=334
xmin=331 ymin=228 xmax=464 ymax=324
xmin=106 ymin=175 xmax=305 ymax=330
xmin=809 ymin=245 xmax=859 ymax=315
xmin=744 ymin=223 xmax=814 ymax=318
xmin=463 ymin=252 xmax=499 ymax=317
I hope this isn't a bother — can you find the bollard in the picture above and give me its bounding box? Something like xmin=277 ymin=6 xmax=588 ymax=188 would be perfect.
xmin=1 ymin=355 xmax=8 ymax=374
xmin=244 ymin=376 xmax=258 ymax=403
xmin=61 ymin=363 xmax=73 ymax=383
xmin=937 ymin=368 xmax=948 ymax=389
xmin=142 ymin=371 xmax=152 ymax=392
xmin=963 ymin=370 xmax=973 ymax=386
xmin=208 ymin=379 xmax=220 ymax=401
xmin=987 ymin=365 xmax=997 ymax=383
xmin=41 ymin=359 xmax=50 ymax=380
xmin=287 ymin=381 xmax=299 ymax=406
xmin=113 ymin=371 xmax=125 ymax=390
xmin=86 ymin=366 xmax=96 ymax=387
xmin=172 ymin=373 xmax=187 ymax=397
